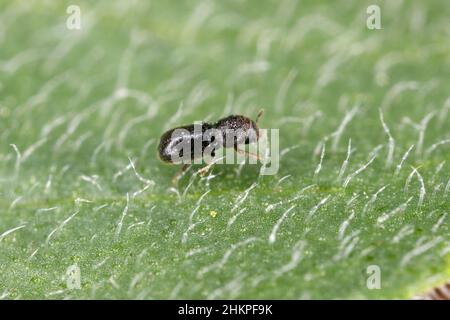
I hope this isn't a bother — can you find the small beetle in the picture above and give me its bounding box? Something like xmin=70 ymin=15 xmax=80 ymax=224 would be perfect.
xmin=158 ymin=111 xmax=263 ymax=182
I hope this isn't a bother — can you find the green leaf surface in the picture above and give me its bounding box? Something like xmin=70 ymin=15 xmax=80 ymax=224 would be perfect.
xmin=0 ymin=0 xmax=449 ymax=299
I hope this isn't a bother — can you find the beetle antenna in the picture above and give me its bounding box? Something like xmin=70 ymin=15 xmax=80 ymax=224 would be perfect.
xmin=256 ymin=109 xmax=264 ymax=126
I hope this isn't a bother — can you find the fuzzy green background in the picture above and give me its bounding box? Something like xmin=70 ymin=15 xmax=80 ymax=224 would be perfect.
xmin=0 ymin=0 xmax=449 ymax=299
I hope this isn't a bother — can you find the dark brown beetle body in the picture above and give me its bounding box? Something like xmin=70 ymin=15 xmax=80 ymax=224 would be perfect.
xmin=158 ymin=114 xmax=261 ymax=164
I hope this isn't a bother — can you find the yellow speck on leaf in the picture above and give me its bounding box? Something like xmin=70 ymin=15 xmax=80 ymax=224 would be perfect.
xmin=210 ymin=210 xmax=218 ymax=218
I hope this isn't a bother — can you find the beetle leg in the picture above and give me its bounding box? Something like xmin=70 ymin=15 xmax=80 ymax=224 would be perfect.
xmin=234 ymin=145 xmax=262 ymax=161
xmin=172 ymin=164 xmax=190 ymax=185
xmin=255 ymin=109 xmax=264 ymax=138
